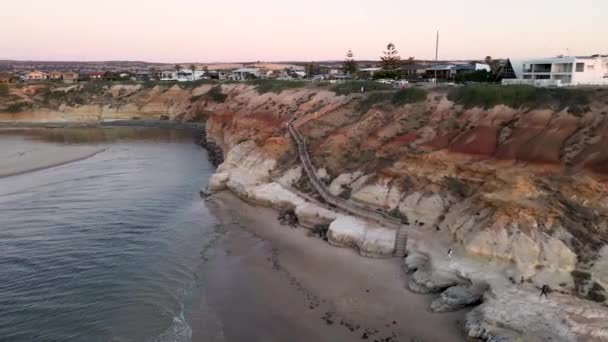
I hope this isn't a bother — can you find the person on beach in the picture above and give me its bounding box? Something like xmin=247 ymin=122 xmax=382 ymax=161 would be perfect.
xmin=520 ymin=276 xmax=525 ymax=285
xmin=447 ymin=248 xmax=453 ymax=258
xmin=540 ymin=285 xmax=549 ymax=299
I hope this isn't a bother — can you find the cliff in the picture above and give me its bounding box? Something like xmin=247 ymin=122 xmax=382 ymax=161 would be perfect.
xmin=3 ymin=81 xmax=608 ymax=340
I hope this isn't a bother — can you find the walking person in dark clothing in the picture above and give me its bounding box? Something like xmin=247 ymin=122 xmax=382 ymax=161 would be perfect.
xmin=539 ymin=285 xmax=549 ymax=299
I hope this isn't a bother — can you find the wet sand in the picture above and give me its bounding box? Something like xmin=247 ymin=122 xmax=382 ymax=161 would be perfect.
xmin=0 ymin=135 xmax=105 ymax=178
xmin=192 ymin=192 xmax=466 ymax=342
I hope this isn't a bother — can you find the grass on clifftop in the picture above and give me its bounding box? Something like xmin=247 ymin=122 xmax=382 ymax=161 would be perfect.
xmin=448 ymin=84 xmax=591 ymax=114
xmin=331 ymin=81 xmax=394 ymax=95
xmin=391 ymin=88 xmax=427 ymax=105
xmin=356 ymin=88 xmax=427 ymax=112
xmin=250 ymin=80 xmax=307 ymax=94
xmin=0 ymin=84 xmax=9 ymax=97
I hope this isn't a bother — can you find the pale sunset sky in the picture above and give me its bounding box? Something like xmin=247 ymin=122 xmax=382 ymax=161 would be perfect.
xmin=1 ymin=0 xmax=606 ymax=62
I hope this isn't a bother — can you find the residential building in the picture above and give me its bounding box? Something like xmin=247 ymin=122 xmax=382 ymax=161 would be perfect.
xmin=495 ymin=59 xmax=522 ymax=80
xmin=519 ymin=55 xmax=608 ymax=85
xmin=62 ymin=72 xmax=79 ymax=83
xmin=48 ymin=71 xmax=63 ymax=81
xmin=88 ymin=72 xmax=104 ymax=80
xmin=230 ymin=68 xmax=264 ymax=81
xmin=358 ymin=67 xmax=382 ymax=79
xmin=401 ymin=64 xmax=429 ymax=79
xmin=159 ymin=70 xmax=206 ymax=82
xmin=425 ymin=65 xmax=456 ymax=80
xmin=455 ymin=62 xmax=491 ymax=74
xmin=26 ymin=70 xmax=49 ymax=81
xmin=0 ymin=73 xmax=16 ymax=84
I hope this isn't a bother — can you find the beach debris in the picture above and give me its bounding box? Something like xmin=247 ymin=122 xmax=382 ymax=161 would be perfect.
xmin=277 ymin=208 xmax=298 ymax=227
xmin=311 ymin=224 xmax=329 ymax=240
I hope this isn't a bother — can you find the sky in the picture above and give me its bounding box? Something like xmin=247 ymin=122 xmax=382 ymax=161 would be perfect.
xmin=1 ymin=0 xmax=607 ymax=63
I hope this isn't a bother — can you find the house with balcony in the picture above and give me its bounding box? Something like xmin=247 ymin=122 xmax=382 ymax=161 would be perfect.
xmin=229 ymin=68 xmax=264 ymax=81
xmin=425 ymin=65 xmax=456 ymax=80
xmin=48 ymin=71 xmax=63 ymax=81
xmin=519 ymin=55 xmax=608 ymax=85
xmin=26 ymin=70 xmax=49 ymax=81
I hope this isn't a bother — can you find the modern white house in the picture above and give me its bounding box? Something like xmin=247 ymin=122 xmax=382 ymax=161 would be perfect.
xmin=229 ymin=68 xmax=264 ymax=81
xmin=160 ymin=69 xmax=206 ymax=82
xmin=516 ymin=55 xmax=608 ymax=86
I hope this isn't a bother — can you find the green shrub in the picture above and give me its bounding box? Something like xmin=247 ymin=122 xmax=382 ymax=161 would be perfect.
xmin=4 ymin=102 xmax=32 ymax=112
xmin=357 ymin=92 xmax=393 ymax=112
xmin=391 ymin=88 xmax=427 ymax=105
xmin=0 ymin=84 xmax=9 ymax=97
xmin=588 ymin=282 xmax=606 ymax=302
xmin=249 ymin=80 xmax=306 ymax=94
xmin=445 ymin=176 xmax=470 ymax=197
xmin=178 ymin=79 xmax=218 ymax=89
xmin=447 ymin=84 xmax=591 ymax=113
xmin=207 ymin=85 xmax=227 ymax=103
xmin=331 ymin=81 xmax=394 ymax=95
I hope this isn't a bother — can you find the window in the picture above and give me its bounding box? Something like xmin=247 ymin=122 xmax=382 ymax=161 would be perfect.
xmin=534 ymin=75 xmax=550 ymax=80
xmin=576 ymin=63 xmax=585 ymax=72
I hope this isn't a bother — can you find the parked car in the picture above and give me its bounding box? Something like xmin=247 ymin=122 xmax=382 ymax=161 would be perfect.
xmin=376 ymin=79 xmax=394 ymax=85
xmin=395 ymin=79 xmax=409 ymax=87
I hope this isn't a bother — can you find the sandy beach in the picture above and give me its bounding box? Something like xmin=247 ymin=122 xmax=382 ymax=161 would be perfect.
xmin=0 ymin=133 xmax=105 ymax=178
xmin=192 ymin=191 xmax=466 ymax=342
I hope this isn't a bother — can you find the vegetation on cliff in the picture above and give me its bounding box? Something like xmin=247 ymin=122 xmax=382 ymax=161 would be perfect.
xmin=447 ymin=84 xmax=592 ymax=114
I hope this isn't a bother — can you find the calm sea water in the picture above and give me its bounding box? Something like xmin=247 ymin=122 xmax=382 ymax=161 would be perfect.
xmin=0 ymin=128 xmax=218 ymax=342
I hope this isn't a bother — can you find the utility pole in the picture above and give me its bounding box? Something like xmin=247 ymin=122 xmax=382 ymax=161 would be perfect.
xmin=434 ymin=30 xmax=439 ymax=83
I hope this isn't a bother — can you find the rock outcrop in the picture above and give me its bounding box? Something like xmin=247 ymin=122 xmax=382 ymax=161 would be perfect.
xmin=3 ymin=81 xmax=608 ymax=340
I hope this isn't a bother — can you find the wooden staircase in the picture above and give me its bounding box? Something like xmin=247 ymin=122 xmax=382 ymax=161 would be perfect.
xmin=394 ymin=227 xmax=408 ymax=257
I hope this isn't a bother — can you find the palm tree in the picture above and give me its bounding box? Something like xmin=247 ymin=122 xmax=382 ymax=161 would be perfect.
xmin=174 ymin=64 xmax=181 ymax=80
xmin=189 ymin=64 xmax=196 ymax=81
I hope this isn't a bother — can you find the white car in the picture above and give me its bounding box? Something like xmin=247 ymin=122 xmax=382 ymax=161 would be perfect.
xmin=376 ymin=79 xmax=394 ymax=85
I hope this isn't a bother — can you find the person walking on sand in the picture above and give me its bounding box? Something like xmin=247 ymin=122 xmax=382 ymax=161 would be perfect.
xmin=540 ymin=285 xmax=549 ymax=299
xmin=447 ymin=248 xmax=453 ymax=259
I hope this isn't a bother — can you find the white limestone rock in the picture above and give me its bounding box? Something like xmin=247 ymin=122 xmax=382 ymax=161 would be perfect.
xmin=327 ymin=216 xmax=395 ymax=258
xmin=294 ymin=203 xmax=338 ymax=229
xmin=431 ymin=283 xmax=488 ymax=312
xmin=398 ymin=192 xmax=448 ymax=227
xmin=328 ymin=172 xmax=362 ymax=196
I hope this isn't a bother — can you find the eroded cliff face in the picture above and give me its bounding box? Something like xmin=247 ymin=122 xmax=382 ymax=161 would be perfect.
xmin=201 ymin=84 xmax=608 ymax=302
xmin=4 ymin=82 xmax=608 ymax=340
xmin=2 ymin=82 xmax=607 ymax=301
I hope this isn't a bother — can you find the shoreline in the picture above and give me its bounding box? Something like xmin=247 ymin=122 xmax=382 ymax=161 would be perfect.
xmin=0 ymin=147 xmax=107 ymax=179
xmin=204 ymin=138 xmax=608 ymax=341
xmin=0 ymin=119 xmax=202 ymax=130
xmin=196 ymin=190 xmax=467 ymax=342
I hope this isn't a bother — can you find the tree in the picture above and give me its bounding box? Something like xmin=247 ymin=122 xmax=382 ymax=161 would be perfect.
xmin=189 ymin=64 xmax=196 ymax=81
xmin=175 ymin=64 xmax=182 ymax=79
xmin=404 ymin=57 xmax=415 ymax=65
xmin=380 ymin=43 xmax=401 ymax=71
xmin=305 ymin=62 xmax=319 ymax=78
xmin=484 ymin=56 xmax=493 ymax=66
xmin=343 ymin=49 xmax=358 ymax=76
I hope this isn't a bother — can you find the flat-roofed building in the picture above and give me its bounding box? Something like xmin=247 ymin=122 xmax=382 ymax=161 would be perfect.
xmin=520 ymin=55 xmax=608 ymax=85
